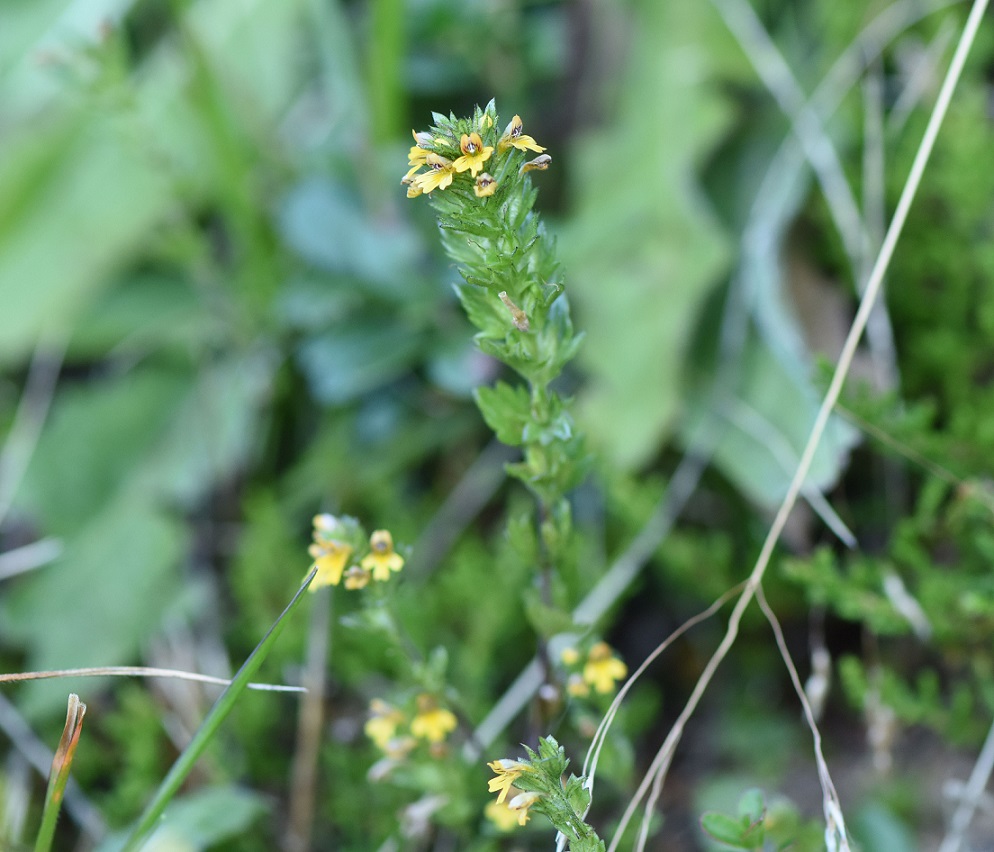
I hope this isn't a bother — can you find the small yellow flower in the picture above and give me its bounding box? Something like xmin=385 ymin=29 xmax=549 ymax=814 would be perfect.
xmin=313 ymin=513 xmax=336 ymax=531
xmin=519 ymin=154 xmax=552 ymax=175
xmin=383 ymin=735 xmax=417 ymax=760
xmin=310 ymin=541 xmax=353 ymax=589
xmin=414 ymin=153 xmax=455 ymax=194
xmin=583 ymin=642 xmax=627 ymax=694
xmin=412 ymin=129 xmax=433 ymax=148
xmin=364 ymin=699 xmax=405 ymax=751
xmin=343 ymin=565 xmax=372 ymax=589
xmin=508 ymin=790 xmax=542 ymax=826
xmin=405 ymin=146 xmax=430 ymax=179
xmin=361 ymin=530 xmax=404 ymax=582
xmin=566 ymin=673 xmax=590 ymax=698
xmin=485 ymin=797 xmax=521 ymax=832
xmin=480 ymin=114 xmax=494 ymax=130
xmin=453 ymin=132 xmax=494 ymax=177
xmin=487 ymin=758 xmax=530 ymax=804
xmin=474 ymin=173 xmax=498 ymax=197
xmin=560 ymin=646 xmax=581 ymax=666
xmin=401 ymin=174 xmax=424 ymax=198
xmin=498 ymin=114 xmax=546 ymax=154
xmin=410 ymin=694 xmax=457 ymax=742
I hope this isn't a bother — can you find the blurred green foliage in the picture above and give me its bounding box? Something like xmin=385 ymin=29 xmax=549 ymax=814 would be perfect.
xmin=2 ymin=0 xmax=994 ymax=849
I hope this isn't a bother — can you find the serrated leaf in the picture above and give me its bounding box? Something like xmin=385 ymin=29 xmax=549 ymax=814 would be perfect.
xmin=474 ymin=381 xmax=531 ymax=446
xmin=453 ymin=282 xmax=508 ymax=339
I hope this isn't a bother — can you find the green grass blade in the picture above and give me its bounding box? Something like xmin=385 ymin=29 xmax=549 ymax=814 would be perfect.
xmin=121 ymin=567 xmax=317 ymax=851
xmin=34 ymin=693 xmax=87 ymax=852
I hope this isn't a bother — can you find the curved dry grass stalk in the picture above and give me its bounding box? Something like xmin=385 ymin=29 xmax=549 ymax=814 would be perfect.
xmin=609 ymin=0 xmax=990 ymax=848
xmin=0 ymin=666 xmax=305 ymax=693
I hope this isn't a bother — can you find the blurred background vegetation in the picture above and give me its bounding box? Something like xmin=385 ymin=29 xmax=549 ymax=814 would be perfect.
xmin=2 ymin=0 xmax=994 ymax=849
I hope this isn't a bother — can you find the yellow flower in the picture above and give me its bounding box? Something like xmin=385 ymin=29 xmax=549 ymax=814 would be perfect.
xmin=383 ymin=736 xmax=417 ymax=760
xmin=364 ymin=699 xmax=405 ymax=751
xmin=453 ymin=132 xmax=493 ymax=177
xmin=405 ymin=146 xmax=430 ymax=179
xmin=519 ymin=154 xmax=551 ymax=175
xmin=410 ymin=694 xmax=457 ymax=742
xmin=343 ymin=565 xmax=371 ymax=590
xmin=566 ymin=673 xmax=590 ymax=698
xmin=414 ymin=153 xmax=455 ymax=194
xmin=401 ymin=174 xmax=423 ymax=198
xmin=583 ymin=642 xmax=627 ymax=694
xmin=560 ymin=646 xmax=581 ymax=666
xmin=310 ymin=540 xmax=353 ymax=589
xmin=474 ymin=173 xmax=498 ymax=198
xmin=508 ymin=790 xmax=542 ymax=826
xmin=487 ymin=759 xmax=530 ymax=804
xmin=485 ymin=797 xmax=521 ymax=832
xmin=498 ymin=114 xmax=546 ymax=154
xmin=312 ymin=513 xmax=336 ymax=532
xmin=361 ymin=530 xmax=404 ymax=582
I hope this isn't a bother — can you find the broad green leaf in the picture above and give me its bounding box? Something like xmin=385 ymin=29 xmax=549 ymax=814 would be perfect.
xmin=134 ymin=353 xmax=275 ymax=507
xmin=15 ymin=368 xmax=188 ymax=538
xmin=96 ymin=785 xmax=267 ymax=852
xmin=0 ymin=113 xmax=174 ymax=365
xmin=560 ymin=0 xmax=735 ymax=469
xmin=296 ymin=324 xmax=424 ymax=404
xmin=682 ymin=328 xmax=856 ymax=509
xmin=278 ymin=177 xmax=424 ymax=298
xmin=0 ymin=0 xmax=313 ymax=365
xmin=736 ymin=788 xmax=765 ymax=823
xmin=0 ymin=494 xmax=186 ymax=717
xmin=700 ymin=812 xmax=759 ymax=849
xmin=67 ymin=275 xmax=208 ymax=359
xmin=849 ymin=801 xmax=918 ymax=852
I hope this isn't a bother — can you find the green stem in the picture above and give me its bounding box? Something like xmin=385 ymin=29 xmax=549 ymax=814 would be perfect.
xmin=121 ymin=567 xmax=317 ymax=851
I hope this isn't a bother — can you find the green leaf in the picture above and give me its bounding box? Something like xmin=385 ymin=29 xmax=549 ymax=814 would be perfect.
xmin=700 ymin=812 xmax=760 ymax=849
xmin=560 ymin=0 xmax=735 ymax=469
xmin=736 ymin=788 xmax=765 ymax=823
xmin=453 ymin=282 xmax=509 ymax=340
xmin=118 ymin=571 xmax=316 ymax=851
xmin=474 ymin=381 xmax=531 ymax=446
xmin=0 ymin=0 xmax=314 ymax=364
xmin=15 ymin=367 xmax=187 ymax=537
xmin=96 ymin=785 xmax=267 ymax=852
xmin=0 ymin=495 xmax=186 ymax=717
xmin=278 ymin=177 xmax=423 ymax=297
xmin=133 ymin=353 xmax=275 ymax=507
xmin=522 ymin=589 xmax=580 ymax=639
xmin=682 ymin=329 xmax=857 ymax=510
xmin=849 ymin=801 xmax=918 ymax=852
xmin=297 ymin=324 xmax=424 ymax=404
xmin=0 ymin=110 xmax=174 ymax=365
